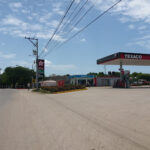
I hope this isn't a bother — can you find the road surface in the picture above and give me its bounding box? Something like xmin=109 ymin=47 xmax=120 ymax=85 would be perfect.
xmin=0 ymin=88 xmax=150 ymax=150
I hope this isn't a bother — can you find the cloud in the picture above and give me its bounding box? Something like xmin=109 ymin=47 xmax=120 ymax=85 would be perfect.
xmin=45 ymin=59 xmax=52 ymax=67
xmin=119 ymin=17 xmax=130 ymax=23
xmin=75 ymin=0 xmax=81 ymax=4
xmin=9 ymin=2 xmax=22 ymax=8
xmin=128 ymin=34 xmax=150 ymax=50
xmin=89 ymin=0 xmax=150 ymax=50
xmin=9 ymin=2 xmax=22 ymax=12
xmin=27 ymin=16 xmax=33 ymax=20
xmin=128 ymin=24 xmax=135 ymax=30
xmin=80 ymin=38 xmax=86 ymax=42
xmin=11 ymin=60 xmax=31 ymax=67
xmin=2 ymin=15 xmax=24 ymax=26
xmin=45 ymin=59 xmax=76 ymax=71
xmin=22 ymin=9 xmax=30 ymax=14
xmin=0 ymin=52 xmax=16 ymax=59
xmin=3 ymin=0 xmax=150 ymax=45
xmin=138 ymin=25 xmax=147 ymax=30
xmin=90 ymin=0 xmax=150 ymax=24
xmin=39 ymin=13 xmax=52 ymax=23
xmin=0 ymin=15 xmax=66 ymax=42
xmin=52 ymin=2 xmax=64 ymax=15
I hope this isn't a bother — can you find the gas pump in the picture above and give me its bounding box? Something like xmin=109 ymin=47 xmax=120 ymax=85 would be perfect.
xmin=120 ymin=70 xmax=130 ymax=88
xmin=113 ymin=62 xmax=130 ymax=88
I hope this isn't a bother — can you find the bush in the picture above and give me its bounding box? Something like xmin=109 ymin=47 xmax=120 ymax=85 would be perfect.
xmin=41 ymin=85 xmax=86 ymax=93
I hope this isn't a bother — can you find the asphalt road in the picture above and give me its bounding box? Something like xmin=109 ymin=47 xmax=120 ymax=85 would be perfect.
xmin=0 ymin=88 xmax=150 ymax=150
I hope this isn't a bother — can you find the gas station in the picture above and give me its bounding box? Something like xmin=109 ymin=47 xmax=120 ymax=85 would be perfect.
xmin=97 ymin=52 xmax=150 ymax=88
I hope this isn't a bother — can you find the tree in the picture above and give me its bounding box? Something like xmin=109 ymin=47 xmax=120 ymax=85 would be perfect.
xmin=87 ymin=72 xmax=98 ymax=76
xmin=0 ymin=66 xmax=35 ymax=88
xmin=97 ymin=72 xmax=105 ymax=77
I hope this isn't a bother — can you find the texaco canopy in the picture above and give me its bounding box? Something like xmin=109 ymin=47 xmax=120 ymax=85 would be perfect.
xmin=97 ymin=52 xmax=150 ymax=66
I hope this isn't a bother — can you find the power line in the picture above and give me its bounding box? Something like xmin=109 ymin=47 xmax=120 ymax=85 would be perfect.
xmin=39 ymin=0 xmax=76 ymax=57
xmin=62 ymin=0 xmax=89 ymax=33
xmin=60 ymin=0 xmax=83 ymax=32
xmin=42 ymin=0 xmax=122 ymax=58
xmin=41 ymin=0 xmax=90 ymax=58
xmin=40 ymin=0 xmax=88 ymax=58
xmin=43 ymin=4 xmax=94 ymax=56
xmin=65 ymin=4 xmax=94 ymax=37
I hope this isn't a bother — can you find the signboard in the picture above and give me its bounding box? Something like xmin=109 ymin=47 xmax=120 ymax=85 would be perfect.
xmin=97 ymin=52 xmax=150 ymax=66
xmin=124 ymin=54 xmax=142 ymax=60
xmin=120 ymin=53 xmax=150 ymax=60
xmin=38 ymin=59 xmax=44 ymax=78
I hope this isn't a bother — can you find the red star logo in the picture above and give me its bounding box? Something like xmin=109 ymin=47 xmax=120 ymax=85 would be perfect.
xmin=39 ymin=60 xmax=44 ymax=67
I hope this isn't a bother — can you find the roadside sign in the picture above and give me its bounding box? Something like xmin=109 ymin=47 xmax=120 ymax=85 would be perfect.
xmin=38 ymin=59 xmax=44 ymax=78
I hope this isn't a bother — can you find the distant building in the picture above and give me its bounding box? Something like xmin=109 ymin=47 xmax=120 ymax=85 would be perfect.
xmin=96 ymin=76 xmax=120 ymax=86
xmin=45 ymin=75 xmax=70 ymax=84
xmin=69 ymin=75 xmax=96 ymax=86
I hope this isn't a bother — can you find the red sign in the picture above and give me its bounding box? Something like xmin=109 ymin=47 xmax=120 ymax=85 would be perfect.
xmin=38 ymin=59 xmax=44 ymax=70
xmin=121 ymin=53 xmax=150 ymax=60
xmin=57 ymin=80 xmax=64 ymax=87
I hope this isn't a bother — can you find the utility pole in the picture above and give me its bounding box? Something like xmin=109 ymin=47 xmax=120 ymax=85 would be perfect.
xmin=25 ymin=37 xmax=39 ymax=89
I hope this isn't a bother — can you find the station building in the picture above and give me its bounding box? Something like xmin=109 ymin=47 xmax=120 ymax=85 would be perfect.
xmin=69 ymin=75 xmax=96 ymax=86
xmin=97 ymin=52 xmax=150 ymax=88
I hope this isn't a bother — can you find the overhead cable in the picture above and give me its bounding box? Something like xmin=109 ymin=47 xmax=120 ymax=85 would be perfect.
xmin=39 ymin=0 xmax=76 ymax=57
xmin=42 ymin=0 xmax=122 ymax=58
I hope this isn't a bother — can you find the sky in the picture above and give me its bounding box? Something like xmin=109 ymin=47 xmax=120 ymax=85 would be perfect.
xmin=1 ymin=0 xmax=150 ymax=75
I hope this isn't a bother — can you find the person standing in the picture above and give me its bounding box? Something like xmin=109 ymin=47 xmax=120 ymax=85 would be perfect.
xmin=27 ymin=83 xmax=30 ymax=90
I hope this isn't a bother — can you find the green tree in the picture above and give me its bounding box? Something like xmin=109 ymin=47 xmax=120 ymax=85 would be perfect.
xmin=0 ymin=66 xmax=35 ymax=88
xmin=87 ymin=72 xmax=98 ymax=76
xmin=97 ymin=72 xmax=105 ymax=77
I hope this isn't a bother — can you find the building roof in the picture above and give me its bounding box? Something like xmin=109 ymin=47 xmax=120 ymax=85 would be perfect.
xmin=69 ymin=75 xmax=95 ymax=79
xmin=97 ymin=52 xmax=150 ymax=66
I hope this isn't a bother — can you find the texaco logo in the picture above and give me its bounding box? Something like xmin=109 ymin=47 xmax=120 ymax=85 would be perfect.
xmin=125 ymin=54 xmax=142 ymax=59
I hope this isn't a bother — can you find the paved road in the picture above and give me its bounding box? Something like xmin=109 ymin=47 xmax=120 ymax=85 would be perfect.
xmin=0 ymin=88 xmax=150 ymax=150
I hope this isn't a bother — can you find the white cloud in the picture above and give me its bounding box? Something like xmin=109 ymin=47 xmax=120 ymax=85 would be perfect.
xmin=128 ymin=34 xmax=150 ymax=50
xmin=45 ymin=59 xmax=52 ymax=67
xmin=9 ymin=2 xmax=22 ymax=12
xmin=53 ymin=34 xmax=66 ymax=42
xmin=80 ymin=38 xmax=86 ymax=42
xmin=45 ymin=59 xmax=76 ymax=71
xmin=128 ymin=24 xmax=135 ymax=30
xmin=119 ymin=17 xmax=130 ymax=23
xmin=72 ymin=27 xmax=80 ymax=32
xmin=53 ymin=8 xmax=64 ymax=15
xmin=11 ymin=60 xmax=31 ymax=67
xmin=129 ymin=40 xmax=150 ymax=50
xmin=27 ymin=16 xmax=33 ymax=20
xmin=43 ymin=48 xmax=48 ymax=53
xmin=0 ymin=52 xmax=16 ymax=59
xmin=46 ymin=20 xmax=59 ymax=28
xmin=0 ymin=15 xmax=66 ymax=42
xmin=2 ymin=15 xmax=24 ymax=26
xmin=90 ymin=0 xmax=150 ymax=24
xmin=39 ymin=13 xmax=52 ymax=23
xmin=52 ymin=2 xmax=64 ymax=15
xmin=9 ymin=2 xmax=22 ymax=8
xmin=1 ymin=15 xmax=42 ymax=31
xmin=138 ymin=25 xmax=147 ymax=30
xmin=30 ymin=24 xmax=42 ymax=31
xmin=22 ymin=9 xmax=30 ymax=14
xmin=75 ymin=0 xmax=81 ymax=4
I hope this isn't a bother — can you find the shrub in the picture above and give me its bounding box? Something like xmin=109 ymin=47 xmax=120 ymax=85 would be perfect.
xmin=41 ymin=85 xmax=86 ymax=93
